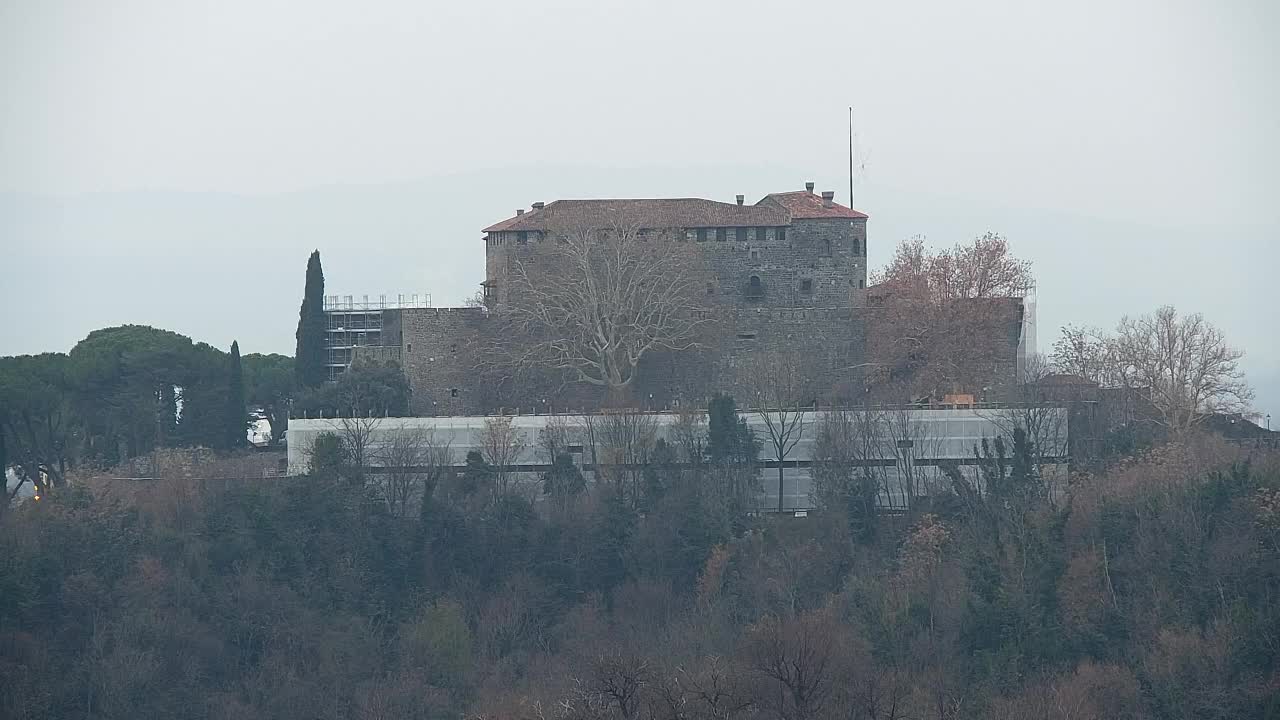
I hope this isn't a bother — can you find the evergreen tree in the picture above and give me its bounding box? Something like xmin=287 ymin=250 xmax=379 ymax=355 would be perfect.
xmin=225 ymin=341 xmax=246 ymax=449
xmin=706 ymin=393 xmax=757 ymax=465
xmin=295 ymin=250 xmax=327 ymax=388
xmin=542 ymin=453 xmax=586 ymax=507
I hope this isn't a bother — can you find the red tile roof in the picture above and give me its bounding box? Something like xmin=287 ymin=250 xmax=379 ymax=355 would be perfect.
xmin=483 ymin=198 xmax=790 ymax=233
xmin=483 ymin=189 xmax=869 ymax=234
xmin=760 ymin=191 xmax=869 ymax=219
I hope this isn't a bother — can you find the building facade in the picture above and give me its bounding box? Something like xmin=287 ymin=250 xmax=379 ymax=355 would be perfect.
xmin=400 ymin=183 xmax=872 ymax=414
xmin=321 ymin=182 xmax=1027 ymax=415
xmin=287 ymin=407 xmax=1070 ymax=511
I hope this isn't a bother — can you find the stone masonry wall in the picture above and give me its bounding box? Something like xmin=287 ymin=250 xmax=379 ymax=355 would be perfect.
xmin=404 ymin=216 xmax=873 ymax=414
xmin=400 ymin=307 xmax=488 ymax=415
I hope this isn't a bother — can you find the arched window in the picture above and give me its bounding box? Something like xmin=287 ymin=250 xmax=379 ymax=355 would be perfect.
xmin=746 ymin=275 xmax=764 ymax=299
xmin=853 ymin=238 xmax=861 ymax=255
xmin=823 ymin=238 xmax=833 ymax=257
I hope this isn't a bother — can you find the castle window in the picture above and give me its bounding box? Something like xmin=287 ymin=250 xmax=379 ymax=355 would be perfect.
xmin=749 ymin=249 xmax=759 ymax=261
xmin=745 ymin=275 xmax=765 ymax=299
xmin=450 ymin=388 xmax=459 ymax=398
xmin=853 ymin=238 xmax=861 ymax=255
xmin=736 ymin=332 xmax=757 ymax=340
xmin=737 ymin=227 xmax=748 ymax=242
xmin=859 ymin=279 xmax=865 ymax=289
xmin=517 ymin=231 xmax=528 ymax=244
xmin=756 ymin=227 xmax=768 ymax=242
xmin=568 ymin=444 xmax=584 ymax=454
xmin=823 ymin=239 xmax=832 ymax=257
xmin=800 ymin=279 xmax=813 ymax=295
xmin=716 ymin=228 xmax=727 ymax=242
xmin=696 ymin=228 xmax=708 ymax=242
xmin=406 ymin=343 xmax=412 ymax=354
xmin=778 ymin=227 xmax=786 ymax=243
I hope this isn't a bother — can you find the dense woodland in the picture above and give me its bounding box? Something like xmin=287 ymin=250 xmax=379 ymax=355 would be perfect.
xmin=2 ymin=417 xmax=1278 ymax=718
xmin=4 ymin=242 xmax=1274 ymax=719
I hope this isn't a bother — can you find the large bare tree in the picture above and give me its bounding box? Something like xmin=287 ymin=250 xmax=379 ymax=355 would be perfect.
xmin=1051 ymin=306 xmax=1253 ymax=435
xmin=1115 ymin=306 xmax=1252 ymax=433
xmin=744 ymin=351 xmax=815 ymax=513
xmin=494 ymin=222 xmax=710 ymax=395
xmin=377 ymin=427 xmax=452 ymax=518
xmin=480 ymin=415 xmax=528 ymax=498
xmin=868 ymin=233 xmax=1034 ymax=400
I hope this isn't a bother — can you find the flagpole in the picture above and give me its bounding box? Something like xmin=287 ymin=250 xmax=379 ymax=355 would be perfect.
xmin=848 ymin=106 xmax=855 ymax=210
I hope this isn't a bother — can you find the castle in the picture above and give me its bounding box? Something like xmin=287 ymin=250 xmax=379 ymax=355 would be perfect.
xmin=323 ymin=181 xmax=1024 ymax=414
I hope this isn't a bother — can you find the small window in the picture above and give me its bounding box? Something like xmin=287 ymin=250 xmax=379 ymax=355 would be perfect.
xmin=749 ymin=249 xmax=759 ymax=260
xmin=859 ymin=279 xmax=865 ymax=289
xmin=800 ymin=279 xmax=813 ymax=295
xmin=716 ymin=228 xmax=727 ymax=242
xmin=450 ymin=388 xmax=459 ymax=398
xmin=736 ymin=227 xmax=748 ymax=242
xmin=736 ymin=332 xmax=757 ymax=340
xmin=823 ymin=239 xmax=833 ymax=257
xmin=756 ymin=227 xmax=767 ymax=242
xmin=778 ymin=227 xmax=786 ymax=243
xmin=517 ymin=231 xmax=528 ymax=244
xmin=567 ymin=444 xmax=584 ymax=454
xmin=746 ymin=275 xmax=764 ymax=299
xmin=853 ymin=238 xmax=861 ymax=255
xmin=696 ymin=228 xmax=708 ymax=242
xmin=406 ymin=343 xmax=412 ymax=354
xmin=449 ymin=343 xmax=458 ymax=353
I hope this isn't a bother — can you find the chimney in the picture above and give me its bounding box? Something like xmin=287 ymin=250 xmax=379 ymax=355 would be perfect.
xmin=805 ymin=181 xmax=815 ymax=193
xmin=736 ymin=194 xmax=745 ymax=206
xmin=531 ymin=201 xmax=545 ymax=210
xmin=516 ymin=209 xmax=524 ymax=215
xmin=821 ymin=190 xmax=835 ymax=208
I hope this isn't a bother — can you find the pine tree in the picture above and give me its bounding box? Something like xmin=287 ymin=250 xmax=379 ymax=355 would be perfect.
xmin=226 ymin=341 xmax=246 ymax=449
xmin=295 ymin=250 xmax=327 ymax=388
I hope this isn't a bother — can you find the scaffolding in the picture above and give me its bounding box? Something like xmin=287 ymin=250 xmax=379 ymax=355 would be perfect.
xmin=323 ymin=293 xmax=429 ymax=378
xmin=323 ymin=293 xmax=432 ymax=311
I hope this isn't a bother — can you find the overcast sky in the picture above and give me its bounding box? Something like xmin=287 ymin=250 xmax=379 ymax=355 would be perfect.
xmin=2 ymin=0 xmax=1277 ymax=418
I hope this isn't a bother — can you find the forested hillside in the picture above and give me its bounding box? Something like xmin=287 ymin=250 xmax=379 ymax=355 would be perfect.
xmin=2 ymin=430 xmax=1276 ymax=719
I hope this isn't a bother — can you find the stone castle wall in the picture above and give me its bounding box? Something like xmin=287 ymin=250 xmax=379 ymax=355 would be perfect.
xmin=400 ymin=307 xmax=488 ymax=415
xmin=400 ymin=216 xmax=872 ymax=414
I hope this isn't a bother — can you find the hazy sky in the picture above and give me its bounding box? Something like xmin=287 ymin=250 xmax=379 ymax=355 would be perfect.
xmin=2 ymin=0 xmax=1277 ymax=417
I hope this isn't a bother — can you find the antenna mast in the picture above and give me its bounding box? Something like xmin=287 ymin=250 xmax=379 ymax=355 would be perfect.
xmin=848 ymin=106 xmax=855 ymax=210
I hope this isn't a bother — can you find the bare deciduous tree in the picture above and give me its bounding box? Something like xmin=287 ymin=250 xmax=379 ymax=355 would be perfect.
xmin=1114 ymin=306 xmax=1252 ymax=434
xmin=585 ymin=649 xmax=651 ymax=720
xmin=1052 ymin=306 xmax=1253 ymax=435
xmin=1051 ymin=324 xmax=1126 ymax=387
xmin=744 ymin=608 xmax=857 ymax=720
xmin=868 ymin=233 xmax=1033 ymax=400
xmin=377 ymin=427 xmax=452 ymax=518
xmin=671 ymin=407 xmax=708 ymax=466
xmin=480 ymin=416 xmax=528 ymax=497
xmin=537 ymin=414 xmax=579 ymax=464
xmin=493 ymin=222 xmax=710 ymax=394
xmin=744 ymin=351 xmax=813 ymax=513
xmin=338 ymin=415 xmax=381 ymax=487
xmin=812 ymin=407 xmax=886 ymax=535
xmin=590 ymin=410 xmax=659 ymax=507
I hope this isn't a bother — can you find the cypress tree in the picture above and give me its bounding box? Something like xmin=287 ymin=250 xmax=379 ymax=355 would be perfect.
xmin=226 ymin=341 xmax=246 ymax=449
xmin=295 ymin=250 xmax=326 ymax=388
